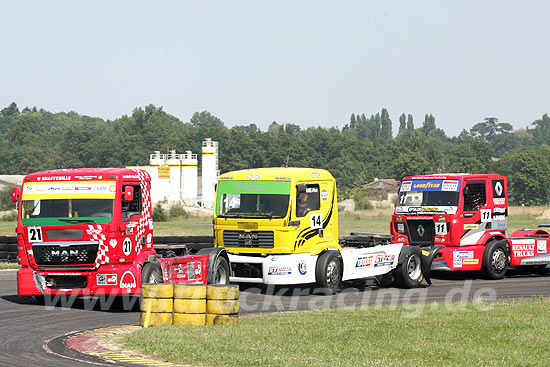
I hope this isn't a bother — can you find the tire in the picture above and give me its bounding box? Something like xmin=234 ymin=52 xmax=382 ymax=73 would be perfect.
xmin=141 ymin=284 xmax=173 ymax=298
xmin=0 ymin=251 xmax=8 ymax=260
xmin=209 ymin=256 xmax=230 ymax=285
xmin=206 ymin=300 xmax=239 ymax=314
xmin=378 ymin=272 xmax=394 ymax=288
xmin=174 ymin=299 xmax=206 ymax=314
xmin=207 ymin=285 xmax=239 ymax=300
xmin=0 ymin=244 xmax=7 ymax=251
xmin=315 ymin=251 xmax=342 ymax=295
xmin=6 ymin=244 xmax=17 ymax=252
xmin=174 ymin=284 xmax=207 ymax=299
xmin=140 ymin=298 xmax=173 ymax=313
xmin=393 ymin=247 xmax=423 ymax=288
xmin=173 ymin=313 xmax=206 ymax=326
xmin=482 ymin=240 xmax=508 ymax=279
xmin=141 ymin=262 xmax=163 ymax=284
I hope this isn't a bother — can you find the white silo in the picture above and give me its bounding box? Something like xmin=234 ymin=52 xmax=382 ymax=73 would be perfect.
xmin=166 ymin=150 xmax=183 ymax=204
xmin=148 ymin=152 xmax=170 ymax=204
xmin=201 ymin=138 xmax=218 ymax=208
xmin=182 ymin=151 xmax=198 ymax=205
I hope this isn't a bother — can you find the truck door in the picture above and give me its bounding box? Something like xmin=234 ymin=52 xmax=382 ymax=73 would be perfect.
xmin=461 ymin=179 xmax=490 ymax=245
xmin=294 ymin=181 xmax=334 ymax=251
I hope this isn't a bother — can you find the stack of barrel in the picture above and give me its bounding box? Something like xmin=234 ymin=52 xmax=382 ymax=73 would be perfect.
xmin=140 ymin=284 xmax=239 ymax=327
xmin=140 ymin=283 xmax=174 ymax=327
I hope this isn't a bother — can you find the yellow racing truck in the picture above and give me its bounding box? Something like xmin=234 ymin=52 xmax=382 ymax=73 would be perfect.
xmin=213 ymin=168 xmax=439 ymax=293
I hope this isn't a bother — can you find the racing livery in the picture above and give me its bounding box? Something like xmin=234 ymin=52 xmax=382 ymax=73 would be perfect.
xmin=391 ymin=174 xmax=550 ymax=278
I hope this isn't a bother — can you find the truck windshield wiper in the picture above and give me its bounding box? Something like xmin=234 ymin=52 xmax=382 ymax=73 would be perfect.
xmin=58 ymin=218 xmax=97 ymax=224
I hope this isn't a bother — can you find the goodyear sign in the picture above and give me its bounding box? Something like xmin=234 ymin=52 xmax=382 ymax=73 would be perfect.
xmin=400 ymin=180 xmax=460 ymax=193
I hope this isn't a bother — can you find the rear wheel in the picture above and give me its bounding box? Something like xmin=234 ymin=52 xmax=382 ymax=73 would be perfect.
xmin=315 ymin=251 xmax=342 ymax=295
xmin=482 ymin=240 xmax=508 ymax=279
xmin=393 ymin=247 xmax=423 ymax=288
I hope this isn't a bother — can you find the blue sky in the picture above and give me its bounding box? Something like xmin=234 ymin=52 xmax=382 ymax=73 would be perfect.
xmin=1 ymin=1 xmax=548 ymax=136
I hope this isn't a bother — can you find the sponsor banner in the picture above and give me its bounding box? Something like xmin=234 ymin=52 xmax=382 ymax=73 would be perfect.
xmin=537 ymin=240 xmax=547 ymax=254
xmin=400 ymin=181 xmax=412 ymax=192
xmin=441 ymin=180 xmax=460 ymax=192
xmin=453 ymin=251 xmax=474 ymax=259
xmin=22 ymin=181 xmax=116 ymax=200
xmin=268 ymin=266 xmax=292 ymax=276
xmin=512 ymin=243 xmax=535 ymax=258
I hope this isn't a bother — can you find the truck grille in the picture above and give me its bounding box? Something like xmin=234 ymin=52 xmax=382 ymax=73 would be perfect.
xmin=33 ymin=241 xmax=99 ymax=265
xmin=406 ymin=220 xmax=435 ymax=246
xmin=223 ymin=231 xmax=274 ymax=248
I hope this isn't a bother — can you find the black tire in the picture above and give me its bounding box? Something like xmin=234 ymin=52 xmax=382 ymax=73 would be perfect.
xmin=0 ymin=251 xmax=8 ymax=260
xmin=6 ymin=243 xmax=17 ymax=252
xmin=315 ymin=251 xmax=342 ymax=295
xmin=482 ymin=240 xmax=508 ymax=279
xmin=209 ymin=256 xmax=230 ymax=285
xmin=141 ymin=262 xmax=163 ymax=284
xmin=378 ymin=272 xmax=394 ymax=288
xmin=0 ymin=244 xmax=7 ymax=251
xmin=393 ymin=247 xmax=423 ymax=288
xmin=530 ymin=264 xmax=550 ymax=275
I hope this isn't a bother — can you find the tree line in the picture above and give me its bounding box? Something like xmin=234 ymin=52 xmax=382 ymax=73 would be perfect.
xmin=1 ymin=102 xmax=549 ymax=205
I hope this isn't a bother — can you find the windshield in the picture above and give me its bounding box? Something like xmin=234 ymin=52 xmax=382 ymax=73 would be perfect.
xmin=395 ymin=179 xmax=461 ymax=215
xmin=216 ymin=180 xmax=290 ymax=218
xmin=21 ymin=181 xmax=116 ymax=225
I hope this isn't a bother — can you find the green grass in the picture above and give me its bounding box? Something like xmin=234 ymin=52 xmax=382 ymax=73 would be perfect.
xmin=121 ymin=300 xmax=550 ymax=366
xmin=0 ymin=262 xmax=19 ymax=270
xmin=0 ymin=206 xmax=548 ymax=236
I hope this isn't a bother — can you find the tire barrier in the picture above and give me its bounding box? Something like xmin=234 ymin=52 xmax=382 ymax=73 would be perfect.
xmin=140 ymin=284 xmax=174 ymax=327
xmin=206 ymin=285 xmax=239 ymax=326
xmin=173 ymin=284 xmax=207 ymax=326
xmin=0 ymin=236 xmax=18 ymax=262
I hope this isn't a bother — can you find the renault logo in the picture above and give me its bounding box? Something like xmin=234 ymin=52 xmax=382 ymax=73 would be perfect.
xmin=417 ymin=224 xmax=425 ymax=237
xmin=494 ymin=181 xmax=503 ymax=196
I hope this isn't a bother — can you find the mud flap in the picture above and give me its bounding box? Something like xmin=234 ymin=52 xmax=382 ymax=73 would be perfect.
xmin=420 ymin=245 xmax=445 ymax=285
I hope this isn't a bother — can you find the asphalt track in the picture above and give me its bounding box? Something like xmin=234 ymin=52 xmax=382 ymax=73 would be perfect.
xmin=1 ymin=269 xmax=549 ymax=367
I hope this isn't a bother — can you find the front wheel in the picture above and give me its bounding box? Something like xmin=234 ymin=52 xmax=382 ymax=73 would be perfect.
xmin=482 ymin=240 xmax=508 ymax=279
xmin=141 ymin=262 xmax=163 ymax=284
xmin=393 ymin=247 xmax=423 ymax=288
xmin=315 ymin=251 xmax=342 ymax=295
xmin=210 ymin=256 xmax=230 ymax=285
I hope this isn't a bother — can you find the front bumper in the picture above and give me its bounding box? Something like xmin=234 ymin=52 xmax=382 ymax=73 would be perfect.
xmin=429 ymin=245 xmax=485 ymax=272
xmin=17 ymin=264 xmax=141 ymax=297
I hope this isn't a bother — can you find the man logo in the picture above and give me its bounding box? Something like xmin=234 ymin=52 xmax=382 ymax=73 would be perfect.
xmin=120 ymin=271 xmax=137 ymax=290
xmin=417 ymin=224 xmax=425 ymax=237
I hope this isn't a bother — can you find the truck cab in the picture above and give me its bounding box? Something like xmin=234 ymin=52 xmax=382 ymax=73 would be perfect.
xmin=214 ymin=168 xmax=433 ymax=292
xmin=14 ymin=168 xmax=155 ymax=297
xmin=391 ymin=173 xmax=550 ymax=278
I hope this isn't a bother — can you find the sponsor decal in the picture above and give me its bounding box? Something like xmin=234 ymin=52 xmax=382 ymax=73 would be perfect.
xmin=355 ymin=255 xmax=374 ymax=268
xmin=275 ymin=177 xmax=291 ymax=180
xmin=512 ymin=244 xmax=535 ymax=258
xmin=493 ymin=207 xmax=506 ymax=214
xmin=120 ymin=271 xmax=137 ymax=289
xmin=412 ymin=181 xmax=441 ymax=190
xmin=537 ymin=240 xmax=547 ymax=254
xmin=442 ymin=180 xmax=460 ymax=192
xmin=464 ymin=224 xmax=478 ymax=230
xmin=310 ymin=172 xmax=321 ymax=178
xmin=462 ymin=259 xmax=479 ymax=265
xmin=306 ymin=187 xmax=319 ymax=193
xmin=268 ymin=266 xmax=292 ymax=275
xmin=493 ymin=198 xmax=506 ymax=205
xmin=246 ymin=174 xmax=261 ymax=181
xmin=422 ymin=207 xmax=438 ymax=212
xmin=374 ymin=254 xmax=395 ymax=267
xmin=493 ymin=222 xmax=507 ymax=229
xmin=39 ymin=176 xmax=72 ymax=181
xmin=492 ymin=215 xmax=506 ymax=221
xmin=298 ymin=260 xmax=307 ymax=275
xmin=97 ymin=274 xmax=117 ymax=285
xmin=219 ymin=176 xmax=233 ymax=180
xmin=109 ymin=239 xmax=117 ymax=248
xmin=400 ymin=181 xmax=412 ymax=192
xmin=453 ymin=251 xmax=474 ymax=259
xmin=123 ymin=175 xmax=140 ymax=179
xmin=146 ymin=233 xmax=152 ymax=244
xmin=453 ymin=259 xmax=463 ymax=268
xmin=320 ymin=188 xmax=329 ymax=202
xmin=408 ymin=207 xmax=422 ymax=213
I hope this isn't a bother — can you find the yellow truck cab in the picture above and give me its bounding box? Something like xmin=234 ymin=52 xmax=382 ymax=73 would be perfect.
xmin=214 ymin=167 xmax=436 ymax=293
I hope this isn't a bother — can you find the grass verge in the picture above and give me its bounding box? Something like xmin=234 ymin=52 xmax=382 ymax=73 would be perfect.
xmin=120 ymin=300 xmax=550 ymax=367
xmin=0 ymin=262 xmax=20 ymax=270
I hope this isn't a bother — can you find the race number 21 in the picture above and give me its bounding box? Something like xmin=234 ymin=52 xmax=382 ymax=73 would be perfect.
xmin=28 ymin=227 xmax=43 ymax=242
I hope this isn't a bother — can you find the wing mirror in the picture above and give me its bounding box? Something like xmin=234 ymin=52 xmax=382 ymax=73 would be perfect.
xmin=11 ymin=187 xmax=19 ymax=202
xmin=123 ymin=186 xmax=134 ymax=201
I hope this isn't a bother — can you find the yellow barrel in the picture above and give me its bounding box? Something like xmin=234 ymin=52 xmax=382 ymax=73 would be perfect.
xmin=140 ymin=284 xmax=174 ymax=327
xmin=173 ymin=284 xmax=208 ymax=326
xmin=206 ymin=285 xmax=239 ymax=326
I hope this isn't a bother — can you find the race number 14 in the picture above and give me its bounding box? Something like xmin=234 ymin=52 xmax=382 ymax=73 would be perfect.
xmin=310 ymin=213 xmax=323 ymax=229
xmin=28 ymin=226 xmax=43 ymax=242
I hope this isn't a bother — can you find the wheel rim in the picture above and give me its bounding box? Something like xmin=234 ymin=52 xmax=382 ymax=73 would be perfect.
xmin=406 ymin=254 xmax=422 ymax=280
xmin=491 ymin=248 xmax=507 ymax=272
xmin=214 ymin=264 xmax=228 ymax=285
xmin=325 ymin=260 xmax=339 ymax=288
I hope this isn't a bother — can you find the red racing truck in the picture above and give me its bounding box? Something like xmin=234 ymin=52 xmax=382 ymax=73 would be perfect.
xmin=13 ymin=168 xmax=229 ymax=300
xmin=390 ymin=174 xmax=550 ymax=279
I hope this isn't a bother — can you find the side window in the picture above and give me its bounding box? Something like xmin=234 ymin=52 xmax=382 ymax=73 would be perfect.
xmin=296 ymin=184 xmax=320 ymax=217
xmin=463 ymin=182 xmax=486 ymax=212
xmin=122 ymin=184 xmax=142 ymax=221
